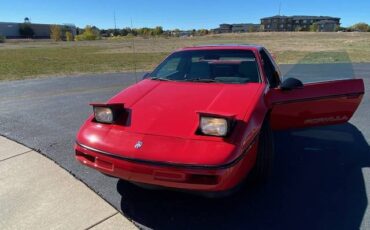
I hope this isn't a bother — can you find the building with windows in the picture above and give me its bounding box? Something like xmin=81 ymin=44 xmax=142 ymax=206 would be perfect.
xmin=212 ymin=23 xmax=260 ymax=34
xmin=260 ymin=15 xmax=340 ymax=32
xmin=315 ymin=20 xmax=340 ymax=32
xmin=0 ymin=21 xmax=76 ymax=38
xmin=231 ymin=24 xmax=260 ymax=33
xmin=215 ymin=24 xmax=233 ymax=33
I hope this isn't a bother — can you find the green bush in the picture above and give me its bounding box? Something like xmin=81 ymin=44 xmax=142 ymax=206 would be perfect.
xmin=65 ymin=31 xmax=74 ymax=41
xmin=351 ymin=23 xmax=369 ymax=32
xmin=0 ymin=35 xmax=5 ymax=43
xmin=75 ymin=26 xmax=100 ymax=41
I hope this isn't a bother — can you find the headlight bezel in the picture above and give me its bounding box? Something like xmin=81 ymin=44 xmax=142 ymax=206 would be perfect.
xmin=90 ymin=103 xmax=124 ymax=124
xmin=197 ymin=113 xmax=235 ymax=137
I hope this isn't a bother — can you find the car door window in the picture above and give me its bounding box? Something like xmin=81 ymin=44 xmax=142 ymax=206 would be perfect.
xmin=260 ymin=50 xmax=278 ymax=87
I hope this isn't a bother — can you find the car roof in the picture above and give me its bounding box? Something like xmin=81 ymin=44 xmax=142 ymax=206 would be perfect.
xmin=179 ymin=44 xmax=263 ymax=52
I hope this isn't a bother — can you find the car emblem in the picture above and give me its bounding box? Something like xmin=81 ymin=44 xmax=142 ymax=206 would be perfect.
xmin=134 ymin=141 xmax=143 ymax=149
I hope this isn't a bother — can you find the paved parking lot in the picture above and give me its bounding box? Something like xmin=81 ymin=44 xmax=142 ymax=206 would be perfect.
xmin=0 ymin=63 xmax=369 ymax=229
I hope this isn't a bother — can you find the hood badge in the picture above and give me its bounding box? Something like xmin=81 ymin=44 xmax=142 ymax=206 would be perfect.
xmin=134 ymin=141 xmax=143 ymax=149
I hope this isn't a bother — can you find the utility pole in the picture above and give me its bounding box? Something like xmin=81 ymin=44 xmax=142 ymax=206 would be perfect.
xmin=278 ymin=2 xmax=282 ymax=15
xmin=114 ymin=10 xmax=117 ymax=31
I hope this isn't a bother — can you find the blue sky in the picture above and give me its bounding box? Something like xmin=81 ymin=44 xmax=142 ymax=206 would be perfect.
xmin=1 ymin=0 xmax=369 ymax=29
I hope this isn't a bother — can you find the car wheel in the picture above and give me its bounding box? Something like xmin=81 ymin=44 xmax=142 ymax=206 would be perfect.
xmin=250 ymin=118 xmax=275 ymax=184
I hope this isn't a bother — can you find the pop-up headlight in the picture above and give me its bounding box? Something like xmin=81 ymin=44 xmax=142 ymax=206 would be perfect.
xmin=200 ymin=116 xmax=230 ymax=137
xmin=90 ymin=103 xmax=123 ymax=124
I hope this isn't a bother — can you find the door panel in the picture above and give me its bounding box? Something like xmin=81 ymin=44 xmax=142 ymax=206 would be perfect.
xmin=267 ymin=79 xmax=364 ymax=130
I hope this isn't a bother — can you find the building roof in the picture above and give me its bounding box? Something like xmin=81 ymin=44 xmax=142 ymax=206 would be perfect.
xmin=261 ymin=15 xmax=340 ymax=20
xmin=0 ymin=21 xmax=76 ymax=27
xmin=291 ymin=15 xmax=340 ymax=20
xmin=232 ymin=23 xmax=260 ymax=27
xmin=261 ymin=15 xmax=289 ymax=20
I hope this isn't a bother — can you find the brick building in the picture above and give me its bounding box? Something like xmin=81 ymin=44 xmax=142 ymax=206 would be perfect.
xmin=0 ymin=21 xmax=76 ymax=39
xmin=212 ymin=23 xmax=260 ymax=33
xmin=260 ymin=15 xmax=340 ymax=32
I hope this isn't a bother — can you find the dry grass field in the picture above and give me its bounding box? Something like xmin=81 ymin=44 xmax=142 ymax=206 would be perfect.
xmin=0 ymin=32 xmax=369 ymax=80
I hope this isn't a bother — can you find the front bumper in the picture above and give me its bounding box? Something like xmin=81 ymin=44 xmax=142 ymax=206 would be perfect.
xmin=75 ymin=140 xmax=258 ymax=192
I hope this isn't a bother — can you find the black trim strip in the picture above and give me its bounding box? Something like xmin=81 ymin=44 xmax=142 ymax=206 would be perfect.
xmin=76 ymin=134 xmax=258 ymax=170
xmin=273 ymin=92 xmax=364 ymax=105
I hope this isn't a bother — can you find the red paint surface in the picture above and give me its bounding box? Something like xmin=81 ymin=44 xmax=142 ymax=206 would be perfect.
xmin=267 ymin=79 xmax=364 ymax=130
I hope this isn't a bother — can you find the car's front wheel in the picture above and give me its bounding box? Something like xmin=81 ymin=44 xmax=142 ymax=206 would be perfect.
xmin=250 ymin=118 xmax=275 ymax=184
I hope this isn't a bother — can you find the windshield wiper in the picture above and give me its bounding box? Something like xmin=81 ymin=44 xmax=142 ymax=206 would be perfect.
xmin=150 ymin=77 xmax=172 ymax=81
xmin=185 ymin=78 xmax=218 ymax=83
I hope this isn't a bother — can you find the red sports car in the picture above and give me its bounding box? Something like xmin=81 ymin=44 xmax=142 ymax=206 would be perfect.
xmin=75 ymin=45 xmax=364 ymax=195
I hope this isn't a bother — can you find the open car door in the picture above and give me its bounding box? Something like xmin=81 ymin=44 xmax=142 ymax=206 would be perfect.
xmin=267 ymin=78 xmax=364 ymax=130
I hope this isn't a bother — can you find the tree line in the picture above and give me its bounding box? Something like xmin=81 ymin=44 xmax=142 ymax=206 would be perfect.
xmin=11 ymin=21 xmax=370 ymax=42
xmin=308 ymin=22 xmax=370 ymax=32
xmin=99 ymin=27 xmax=210 ymax=37
xmin=48 ymin=25 xmax=211 ymax=41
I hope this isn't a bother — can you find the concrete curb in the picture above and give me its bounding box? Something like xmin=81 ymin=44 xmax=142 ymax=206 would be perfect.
xmin=0 ymin=136 xmax=138 ymax=229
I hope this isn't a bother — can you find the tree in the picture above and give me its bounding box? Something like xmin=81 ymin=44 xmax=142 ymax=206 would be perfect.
xmin=153 ymin=26 xmax=164 ymax=36
xmin=351 ymin=23 xmax=369 ymax=32
xmin=50 ymin=25 xmax=62 ymax=41
xmin=127 ymin=28 xmax=138 ymax=36
xmin=0 ymin=35 xmax=5 ymax=43
xmin=65 ymin=31 xmax=74 ymax=41
xmin=19 ymin=23 xmax=34 ymax=38
xmin=309 ymin=23 xmax=318 ymax=32
xmin=75 ymin=25 xmax=100 ymax=41
xmin=120 ymin=28 xmax=130 ymax=36
xmin=197 ymin=29 xmax=209 ymax=35
xmin=334 ymin=24 xmax=340 ymax=32
xmin=248 ymin=26 xmax=257 ymax=32
xmin=113 ymin=30 xmax=120 ymax=36
xmin=338 ymin=26 xmax=347 ymax=31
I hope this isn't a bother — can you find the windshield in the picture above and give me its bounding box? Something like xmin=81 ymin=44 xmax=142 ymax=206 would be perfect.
xmin=150 ymin=49 xmax=260 ymax=84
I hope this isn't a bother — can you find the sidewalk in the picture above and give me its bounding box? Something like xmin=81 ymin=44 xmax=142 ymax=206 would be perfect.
xmin=0 ymin=136 xmax=137 ymax=230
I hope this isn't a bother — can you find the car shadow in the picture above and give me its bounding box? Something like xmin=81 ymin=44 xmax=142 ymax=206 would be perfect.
xmin=116 ymin=122 xmax=370 ymax=229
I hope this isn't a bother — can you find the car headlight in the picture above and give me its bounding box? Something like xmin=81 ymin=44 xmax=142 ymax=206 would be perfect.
xmin=200 ymin=117 xmax=229 ymax=137
xmin=91 ymin=103 xmax=124 ymax=124
xmin=94 ymin=107 xmax=114 ymax=123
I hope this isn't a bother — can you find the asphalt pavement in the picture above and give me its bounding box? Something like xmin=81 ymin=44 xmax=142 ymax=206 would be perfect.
xmin=0 ymin=63 xmax=369 ymax=229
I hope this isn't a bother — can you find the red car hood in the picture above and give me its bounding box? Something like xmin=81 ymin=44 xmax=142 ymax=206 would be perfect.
xmin=108 ymin=79 xmax=262 ymax=139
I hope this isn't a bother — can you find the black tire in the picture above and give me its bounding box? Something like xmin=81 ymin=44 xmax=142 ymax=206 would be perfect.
xmin=250 ymin=118 xmax=275 ymax=184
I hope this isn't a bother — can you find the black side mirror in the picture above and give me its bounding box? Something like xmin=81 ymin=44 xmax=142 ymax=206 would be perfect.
xmin=142 ymin=73 xmax=150 ymax=80
xmin=280 ymin=78 xmax=303 ymax=91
